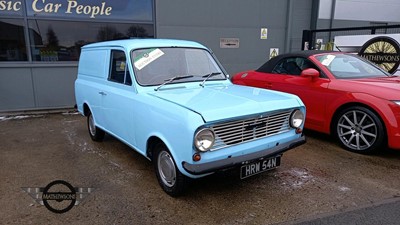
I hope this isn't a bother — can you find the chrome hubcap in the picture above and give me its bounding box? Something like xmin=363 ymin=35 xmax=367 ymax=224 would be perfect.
xmin=88 ymin=114 xmax=96 ymax=136
xmin=337 ymin=110 xmax=377 ymax=151
xmin=157 ymin=151 xmax=176 ymax=187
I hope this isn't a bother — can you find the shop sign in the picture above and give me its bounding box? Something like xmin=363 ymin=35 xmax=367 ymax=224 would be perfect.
xmin=358 ymin=36 xmax=400 ymax=74
xmin=1 ymin=0 xmax=153 ymax=21
xmin=30 ymin=0 xmax=112 ymax=18
xmin=0 ymin=0 xmax=21 ymax=11
xmin=0 ymin=0 xmax=23 ymax=15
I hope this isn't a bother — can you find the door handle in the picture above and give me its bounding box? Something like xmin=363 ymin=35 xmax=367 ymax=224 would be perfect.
xmin=98 ymin=91 xmax=107 ymax=96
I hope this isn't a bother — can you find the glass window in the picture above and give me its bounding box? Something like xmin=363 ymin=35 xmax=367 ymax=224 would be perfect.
xmin=109 ymin=50 xmax=131 ymax=85
xmin=185 ymin=49 xmax=218 ymax=75
xmin=28 ymin=20 xmax=154 ymax=61
xmin=0 ymin=19 xmax=27 ymax=61
xmin=26 ymin=0 xmax=153 ymax=21
xmin=272 ymin=58 xmax=302 ymax=75
xmin=330 ymin=58 xmax=361 ymax=73
xmin=272 ymin=57 xmax=319 ymax=75
xmin=132 ymin=48 xmax=226 ymax=86
xmin=315 ymin=54 xmax=389 ymax=78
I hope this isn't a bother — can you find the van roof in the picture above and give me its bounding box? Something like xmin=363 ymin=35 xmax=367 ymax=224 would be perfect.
xmin=82 ymin=39 xmax=207 ymax=50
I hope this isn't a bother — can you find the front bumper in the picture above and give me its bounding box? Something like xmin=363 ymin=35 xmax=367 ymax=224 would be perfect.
xmin=182 ymin=135 xmax=306 ymax=175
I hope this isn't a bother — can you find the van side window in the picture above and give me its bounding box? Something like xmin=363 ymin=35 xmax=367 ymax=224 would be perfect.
xmin=109 ymin=50 xmax=132 ymax=85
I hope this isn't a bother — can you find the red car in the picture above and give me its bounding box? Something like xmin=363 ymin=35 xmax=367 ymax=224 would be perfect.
xmin=232 ymin=51 xmax=400 ymax=154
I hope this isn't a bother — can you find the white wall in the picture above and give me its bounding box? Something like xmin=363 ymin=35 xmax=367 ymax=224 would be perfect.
xmin=319 ymin=0 xmax=400 ymax=23
xmin=318 ymin=0 xmax=333 ymax=20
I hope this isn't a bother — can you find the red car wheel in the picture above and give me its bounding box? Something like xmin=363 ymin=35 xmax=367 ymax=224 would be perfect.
xmin=335 ymin=106 xmax=385 ymax=154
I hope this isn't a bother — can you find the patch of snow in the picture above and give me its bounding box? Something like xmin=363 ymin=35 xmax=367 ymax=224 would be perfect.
xmin=338 ymin=186 xmax=351 ymax=192
xmin=278 ymin=167 xmax=315 ymax=189
xmin=62 ymin=112 xmax=80 ymax=115
xmin=0 ymin=115 xmax=43 ymax=121
xmin=110 ymin=161 xmax=122 ymax=170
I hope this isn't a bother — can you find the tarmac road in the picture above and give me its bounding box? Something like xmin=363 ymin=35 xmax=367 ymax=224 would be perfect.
xmin=1 ymin=112 xmax=400 ymax=225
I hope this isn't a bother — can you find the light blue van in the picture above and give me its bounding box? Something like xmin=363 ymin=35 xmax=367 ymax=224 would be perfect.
xmin=75 ymin=39 xmax=306 ymax=196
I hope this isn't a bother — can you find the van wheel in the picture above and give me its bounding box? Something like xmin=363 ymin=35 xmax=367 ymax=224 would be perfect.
xmin=153 ymin=143 xmax=187 ymax=197
xmin=87 ymin=111 xmax=105 ymax=142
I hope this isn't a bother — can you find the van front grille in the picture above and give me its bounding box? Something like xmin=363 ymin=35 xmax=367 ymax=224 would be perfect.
xmin=210 ymin=110 xmax=292 ymax=151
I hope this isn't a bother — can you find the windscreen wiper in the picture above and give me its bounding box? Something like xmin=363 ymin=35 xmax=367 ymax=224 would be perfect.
xmin=200 ymin=72 xmax=222 ymax=87
xmin=154 ymin=75 xmax=194 ymax=91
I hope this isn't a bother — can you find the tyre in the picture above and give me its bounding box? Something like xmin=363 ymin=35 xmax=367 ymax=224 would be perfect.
xmin=334 ymin=106 xmax=385 ymax=154
xmin=87 ymin=111 xmax=105 ymax=142
xmin=153 ymin=143 xmax=187 ymax=197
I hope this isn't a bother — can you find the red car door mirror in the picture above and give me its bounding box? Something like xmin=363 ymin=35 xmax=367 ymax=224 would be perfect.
xmin=300 ymin=68 xmax=320 ymax=78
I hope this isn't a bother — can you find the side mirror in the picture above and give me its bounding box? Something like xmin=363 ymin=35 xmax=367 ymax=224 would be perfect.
xmin=300 ymin=68 xmax=320 ymax=78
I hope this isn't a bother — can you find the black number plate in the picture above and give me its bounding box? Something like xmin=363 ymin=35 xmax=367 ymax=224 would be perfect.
xmin=240 ymin=155 xmax=281 ymax=179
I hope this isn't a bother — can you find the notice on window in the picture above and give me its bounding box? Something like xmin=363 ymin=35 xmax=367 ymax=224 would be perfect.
xmin=134 ymin=48 xmax=164 ymax=70
xmin=321 ymin=55 xmax=336 ymax=66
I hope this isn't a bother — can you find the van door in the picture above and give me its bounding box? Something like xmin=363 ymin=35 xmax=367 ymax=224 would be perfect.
xmin=76 ymin=49 xmax=111 ymax=129
xmin=101 ymin=49 xmax=136 ymax=145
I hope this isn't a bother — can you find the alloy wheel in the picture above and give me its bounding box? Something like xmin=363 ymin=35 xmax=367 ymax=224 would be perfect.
xmin=337 ymin=109 xmax=378 ymax=151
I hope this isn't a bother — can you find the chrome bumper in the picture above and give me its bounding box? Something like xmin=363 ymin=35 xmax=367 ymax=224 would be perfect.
xmin=182 ymin=135 xmax=306 ymax=175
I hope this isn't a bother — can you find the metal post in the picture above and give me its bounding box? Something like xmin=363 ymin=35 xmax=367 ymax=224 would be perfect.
xmin=328 ymin=0 xmax=337 ymax=43
xmin=284 ymin=0 xmax=293 ymax=53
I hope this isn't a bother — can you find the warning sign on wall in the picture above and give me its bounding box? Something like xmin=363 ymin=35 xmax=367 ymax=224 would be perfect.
xmin=260 ymin=28 xmax=268 ymax=39
xmin=269 ymin=48 xmax=279 ymax=59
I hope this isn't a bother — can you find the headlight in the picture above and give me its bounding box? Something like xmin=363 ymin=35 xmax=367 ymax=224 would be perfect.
xmin=392 ymin=101 xmax=400 ymax=106
xmin=194 ymin=128 xmax=215 ymax=152
xmin=290 ymin=110 xmax=304 ymax=128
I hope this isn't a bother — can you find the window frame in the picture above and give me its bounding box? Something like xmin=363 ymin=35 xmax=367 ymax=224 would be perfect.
xmin=0 ymin=18 xmax=28 ymax=62
xmin=108 ymin=49 xmax=132 ymax=86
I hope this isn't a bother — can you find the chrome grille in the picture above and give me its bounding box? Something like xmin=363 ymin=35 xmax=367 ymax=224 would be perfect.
xmin=210 ymin=110 xmax=292 ymax=151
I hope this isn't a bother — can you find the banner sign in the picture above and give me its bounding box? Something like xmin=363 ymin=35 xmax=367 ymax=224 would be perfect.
xmin=358 ymin=36 xmax=400 ymax=74
xmin=1 ymin=0 xmax=153 ymax=21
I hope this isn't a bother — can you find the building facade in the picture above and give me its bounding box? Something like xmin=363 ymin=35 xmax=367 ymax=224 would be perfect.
xmin=0 ymin=0 xmax=154 ymax=112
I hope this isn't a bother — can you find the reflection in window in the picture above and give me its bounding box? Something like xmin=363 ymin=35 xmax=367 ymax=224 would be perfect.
xmin=272 ymin=57 xmax=318 ymax=75
xmin=273 ymin=58 xmax=302 ymax=75
xmin=315 ymin=54 xmax=388 ymax=78
xmin=330 ymin=58 xmax=361 ymax=73
xmin=28 ymin=20 xmax=154 ymax=61
xmin=0 ymin=19 xmax=27 ymax=61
